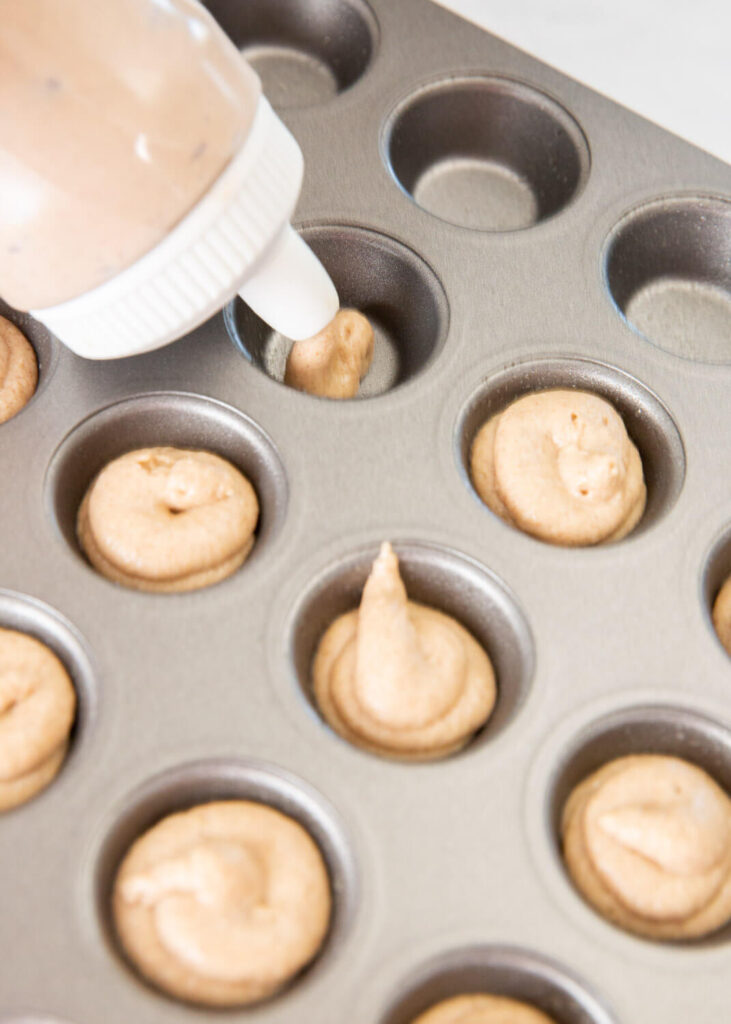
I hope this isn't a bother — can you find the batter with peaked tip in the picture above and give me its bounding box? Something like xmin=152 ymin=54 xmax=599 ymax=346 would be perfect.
xmin=313 ymin=542 xmax=496 ymax=760
xmin=0 ymin=628 xmax=76 ymax=811
xmin=113 ymin=800 xmax=331 ymax=1007
xmin=0 ymin=316 xmax=38 ymax=424
xmin=561 ymin=754 xmax=731 ymax=939
xmin=412 ymin=993 xmax=558 ymax=1024
xmin=712 ymin=576 xmax=731 ymax=657
xmin=470 ymin=389 xmax=646 ymax=546
xmin=77 ymin=447 xmax=259 ymax=593
xmin=284 ymin=308 xmax=374 ymax=398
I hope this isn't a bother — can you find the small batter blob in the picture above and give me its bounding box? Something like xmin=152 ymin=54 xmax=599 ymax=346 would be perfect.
xmin=113 ymin=800 xmax=332 ymax=1006
xmin=284 ymin=308 xmax=374 ymax=398
xmin=470 ymin=389 xmax=646 ymax=546
xmin=411 ymin=993 xmax=558 ymax=1024
xmin=562 ymin=754 xmax=731 ymax=940
xmin=0 ymin=316 xmax=37 ymax=424
xmin=313 ymin=542 xmax=496 ymax=760
xmin=77 ymin=446 xmax=259 ymax=593
xmin=0 ymin=628 xmax=76 ymax=811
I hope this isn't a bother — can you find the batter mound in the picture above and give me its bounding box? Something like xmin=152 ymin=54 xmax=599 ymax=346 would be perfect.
xmin=285 ymin=308 xmax=374 ymax=398
xmin=412 ymin=993 xmax=558 ymax=1024
xmin=113 ymin=800 xmax=332 ymax=1007
xmin=313 ymin=542 xmax=496 ymax=760
xmin=712 ymin=576 xmax=731 ymax=657
xmin=0 ymin=316 xmax=38 ymax=424
xmin=561 ymin=754 xmax=731 ymax=939
xmin=77 ymin=447 xmax=259 ymax=592
xmin=470 ymin=389 xmax=646 ymax=546
xmin=0 ymin=628 xmax=76 ymax=811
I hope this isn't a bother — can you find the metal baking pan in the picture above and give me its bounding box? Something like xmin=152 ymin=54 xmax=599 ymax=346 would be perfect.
xmin=1 ymin=0 xmax=730 ymax=1021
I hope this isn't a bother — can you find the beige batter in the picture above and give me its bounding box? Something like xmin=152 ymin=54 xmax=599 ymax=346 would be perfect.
xmin=313 ymin=542 xmax=496 ymax=760
xmin=561 ymin=754 xmax=731 ymax=939
xmin=0 ymin=0 xmax=260 ymax=310
xmin=412 ymin=994 xmax=558 ymax=1024
xmin=470 ymin=389 xmax=646 ymax=546
xmin=284 ymin=308 xmax=374 ymax=398
xmin=113 ymin=800 xmax=332 ymax=1007
xmin=77 ymin=447 xmax=259 ymax=593
xmin=712 ymin=576 xmax=731 ymax=657
xmin=0 ymin=316 xmax=37 ymax=424
xmin=0 ymin=627 xmax=76 ymax=811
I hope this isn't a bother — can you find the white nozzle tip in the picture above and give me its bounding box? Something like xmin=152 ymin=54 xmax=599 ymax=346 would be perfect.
xmin=237 ymin=225 xmax=339 ymax=340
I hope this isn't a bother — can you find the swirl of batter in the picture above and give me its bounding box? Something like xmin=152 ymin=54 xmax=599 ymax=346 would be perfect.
xmin=77 ymin=447 xmax=259 ymax=592
xmin=561 ymin=754 xmax=731 ymax=939
xmin=113 ymin=800 xmax=332 ymax=1007
xmin=285 ymin=308 xmax=374 ymax=399
xmin=0 ymin=316 xmax=38 ymax=424
xmin=0 ymin=628 xmax=76 ymax=811
xmin=470 ymin=390 xmax=646 ymax=546
xmin=712 ymin=575 xmax=731 ymax=658
xmin=313 ymin=542 xmax=496 ymax=760
xmin=412 ymin=994 xmax=558 ymax=1024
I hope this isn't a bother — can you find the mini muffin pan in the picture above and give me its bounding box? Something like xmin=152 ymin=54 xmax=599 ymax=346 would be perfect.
xmin=1 ymin=1 xmax=730 ymax=1022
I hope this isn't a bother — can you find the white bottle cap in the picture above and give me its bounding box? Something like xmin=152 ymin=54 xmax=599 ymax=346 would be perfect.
xmin=31 ymin=96 xmax=339 ymax=359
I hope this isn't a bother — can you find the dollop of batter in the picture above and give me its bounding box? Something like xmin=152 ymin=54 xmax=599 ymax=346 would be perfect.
xmin=77 ymin=447 xmax=259 ymax=592
xmin=712 ymin=576 xmax=731 ymax=657
xmin=284 ymin=308 xmax=374 ymax=398
xmin=0 ymin=628 xmax=76 ymax=811
xmin=412 ymin=994 xmax=558 ymax=1024
xmin=113 ymin=800 xmax=332 ymax=1007
xmin=470 ymin=390 xmax=646 ymax=546
xmin=561 ymin=754 xmax=731 ymax=939
xmin=0 ymin=316 xmax=37 ymax=424
xmin=313 ymin=542 xmax=496 ymax=760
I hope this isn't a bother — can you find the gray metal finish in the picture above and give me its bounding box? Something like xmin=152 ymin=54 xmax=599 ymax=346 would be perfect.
xmin=1 ymin=0 xmax=730 ymax=1022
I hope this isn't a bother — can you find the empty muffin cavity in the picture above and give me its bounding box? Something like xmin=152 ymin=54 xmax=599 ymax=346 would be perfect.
xmin=380 ymin=946 xmax=615 ymax=1024
xmin=93 ymin=759 xmax=356 ymax=1004
xmin=288 ymin=541 xmax=534 ymax=755
xmin=44 ymin=393 xmax=287 ymax=579
xmin=384 ymin=77 xmax=589 ymax=232
xmin=605 ymin=196 xmax=731 ymax=363
xmin=457 ymin=357 xmax=685 ymax=541
xmin=547 ymin=704 xmax=731 ymax=946
xmin=202 ymin=0 xmax=376 ymax=108
xmin=0 ymin=590 xmax=96 ymax=802
xmin=226 ymin=226 xmax=448 ymax=398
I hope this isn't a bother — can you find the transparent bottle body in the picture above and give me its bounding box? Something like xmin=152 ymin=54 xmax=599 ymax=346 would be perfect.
xmin=0 ymin=0 xmax=261 ymax=310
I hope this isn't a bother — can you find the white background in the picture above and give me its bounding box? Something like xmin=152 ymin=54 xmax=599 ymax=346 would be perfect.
xmin=433 ymin=0 xmax=731 ymax=167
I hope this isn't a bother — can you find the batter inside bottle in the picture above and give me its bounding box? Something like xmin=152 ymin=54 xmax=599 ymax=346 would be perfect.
xmin=0 ymin=0 xmax=260 ymax=310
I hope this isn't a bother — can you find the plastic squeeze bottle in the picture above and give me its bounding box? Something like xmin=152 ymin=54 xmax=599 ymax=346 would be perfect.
xmin=0 ymin=0 xmax=339 ymax=359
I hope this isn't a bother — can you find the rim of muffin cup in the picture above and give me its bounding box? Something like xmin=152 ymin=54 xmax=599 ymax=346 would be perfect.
xmin=382 ymin=74 xmax=590 ymax=233
xmin=204 ymin=0 xmax=379 ymax=108
xmin=602 ymin=193 xmax=731 ymax=365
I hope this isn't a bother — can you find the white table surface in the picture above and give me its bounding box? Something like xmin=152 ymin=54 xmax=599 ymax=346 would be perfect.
xmin=432 ymin=0 xmax=731 ymax=167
